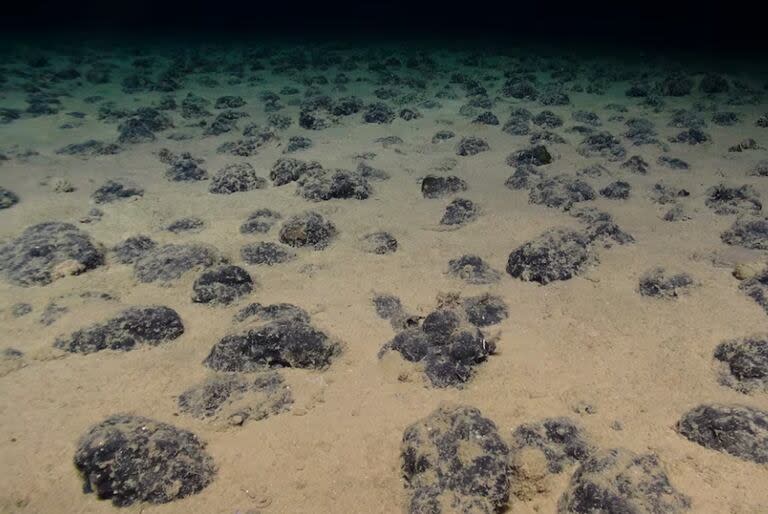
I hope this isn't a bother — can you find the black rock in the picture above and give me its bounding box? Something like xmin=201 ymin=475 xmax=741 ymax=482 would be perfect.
xmin=705 ymin=184 xmax=762 ymax=215
xmin=431 ymin=130 xmax=455 ymax=143
xmin=209 ymin=163 xmax=268 ymax=194
xmin=117 ymin=118 xmax=156 ymax=144
xmin=621 ymin=155 xmax=649 ymax=174
xmin=204 ymin=318 xmax=341 ymax=371
xmin=360 ymin=232 xmax=398 ymax=254
xmin=623 ymin=118 xmax=659 ymax=146
xmin=160 ymin=150 xmax=208 ymax=182
xmin=505 ymin=165 xmax=545 ymax=190
xmin=0 ymin=186 xmax=19 ymax=209
xmin=332 ymin=96 xmax=364 ymax=116
xmin=11 ymin=303 xmax=32 ymax=317
xmin=657 ymin=156 xmax=689 ymax=170
xmin=532 ymin=110 xmax=563 ymax=129
xmin=74 ymin=414 xmax=215 ymax=506
xmin=239 ymin=208 xmax=282 ymax=234
xmin=729 ymin=138 xmax=761 ymax=153
xmin=56 ymin=140 xmax=121 ymax=156
xmin=577 ymin=132 xmax=626 ymax=161
xmin=192 ymin=265 xmax=253 ymax=305
xmin=284 ymin=135 xmax=313 ymax=153
xmin=165 ymin=217 xmax=205 ymax=233
xmin=234 ymin=302 xmax=310 ymax=324
xmin=91 ymin=179 xmax=144 ymax=204
xmin=296 ymin=169 xmax=372 ymax=201
xmin=572 ymin=110 xmax=601 ymax=126
xmin=510 ymin=417 xmax=595 ymax=473
xmin=178 ymin=372 xmax=292 ymax=426
xmin=700 ymin=73 xmax=730 ymax=94
xmin=0 ymin=222 xmax=104 ymax=286
xmin=670 ymin=128 xmax=710 ymax=145
xmin=241 ymin=242 xmax=296 ymax=265
xmin=714 ymin=336 xmax=768 ymax=394
xmin=463 ymin=293 xmax=508 ymax=327
xmin=638 ymin=268 xmax=694 ymax=299
xmin=722 ymin=215 xmax=768 ymax=250
xmin=54 ymin=306 xmax=184 ymax=354
xmin=649 ymin=183 xmax=690 ymax=204
xmin=455 ymin=136 xmax=489 ymax=156
xmin=399 ymin=108 xmax=422 ymax=121
xmin=506 ymin=229 xmax=594 ymax=285
xmin=270 ymin=157 xmax=323 ymax=186
xmin=363 ymin=102 xmax=395 ymax=124
xmin=506 ymin=145 xmax=553 ymax=167
xmin=214 ymin=95 xmax=246 ymax=109
xmin=539 ymin=87 xmax=570 ymax=106
xmin=447 ymin=254 xmax=501 ymax=284
xmin=599 ymin=181 xmax=631 ymax=200
xmin=279 ymin=211 xmax=337 ymax=250
xmin=676 ymin=404 xmax=768 ymax=464
xmin=712 ymin=111 xmax=739 ymax=126
xmin=473 ymin=111 xmax=499 ymax=125
xmin=529 ymin=175 xmax=595 ymax=211
xmin=440 ymin=198 xmax=478 ymax=226
xmin=112 ymin=235 xmax=157 ymax=264
xmin=558 ymin=448 xmax=690 ymax=513
xmin=661 ymin=73 xmax=694 ymax=96
xmin=749 ymin=160 xmax=768 ymax=177
xmin=401 ymin=405 xmax=510 ymax=513
xmin=421 ymin=175 xmax=468 ymax=199
xmin=133 ymin=243 xmax=219 ymax=283
xmin=669 ymin=110 xmax=706 ymax=129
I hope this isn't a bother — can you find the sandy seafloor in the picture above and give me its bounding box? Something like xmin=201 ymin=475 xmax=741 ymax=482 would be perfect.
xmin=0 ymin=40 xmax=768 ymax=514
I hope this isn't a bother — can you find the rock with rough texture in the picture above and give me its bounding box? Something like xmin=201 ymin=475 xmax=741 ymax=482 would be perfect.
xmin=204 ymin=317 xmax=341 ymax=372
xmin=638 ymin=268 xmax=694 ymax=299
xmin=241 ymin=242 xmax=296 ymax=265
xmin=714 ymin=336 xmax=768 ymax=394
xmin=506 ymin=229 xmax=594 ymax=284
xmin=510 ymin=418 xmax=594 ymax=473
xmin=0 ymin=187 xmax=19 ymax=209
xmin=440 ymin=198 xmax=478 ymax=226
xmin=722 ymin=215 xmax=768 ymax=250
xmin=421 ymin=175 xmax=468 ymax=199
xmin=576 ymin=132 xmax=626 ymax=161
xmin=401 ymin=405 xmax=510 ymax=514
xmin=91 ymin=179 xmax=144 ymax=204
xmin=529 ymin=175 xmax=595 ymax=211
xmin=0 ymin=222 xmax=104 ymax=286
xmin=447 ymin=255 xmax=501 ymax=284
xmin=455 ymin=136 xmax=489 ymax=156
xmin=279 ymin=211 xmax=337 ymax=250
xmin=705 ymin=184 xmax=762 ymax=215
xmin=178 ymin=372 xmax=292 ymax=426
xmin=296 ymin=169 xmax=371 ymax=201
xmin=192 ymin=265 xmax=253 ymax=305
xmin=112 ymin=235 xmax=156 ymax=264
xmin=209 ymin=163 xmax=268 ymax=194
xmin=558 ymin=448 xmax=690 ymax=513
xmin=133 ymin=243 xmax=219 ymax=283
xmin=360 ymin=232 xmax=398 ymax=254
xmin=74 ymin=414 xmax=215 ymax=506
xmin=54 ymin=306 xmax=184 ymax=354
xmin=239 ymin=209 xmax=282 ymax=234
xmin=676 ymin=404 xmax=768 ymax=464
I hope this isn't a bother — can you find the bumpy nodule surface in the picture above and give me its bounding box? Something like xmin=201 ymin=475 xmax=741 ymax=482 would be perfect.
xmin=73 ymin=414 xmax=215 ymax=506
xmin=401 ymin=405 xmax=510 ymax=514
xmin=506 ymin=229 xmax=594 ymax=284
xmin=714 ymin=336 xmax=768 ymax=394
xmin=133 ymin=243 xmax=219 ymax=282
xmin=558 ymin=448 xmax=690 ymax=513
xmin=54 ymin=306 xmax=184 ymax=354
xmin=178 ymin=371 xmax=292 ymax=426
xmin=676 ymin=404 xmax=768 ymax=464
xmin=204 ymin=309 xmax=341 ymax=372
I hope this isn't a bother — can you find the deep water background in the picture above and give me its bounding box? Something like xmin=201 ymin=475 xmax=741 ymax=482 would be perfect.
xmin=1 ymin=0 xmax=765 ymax=57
